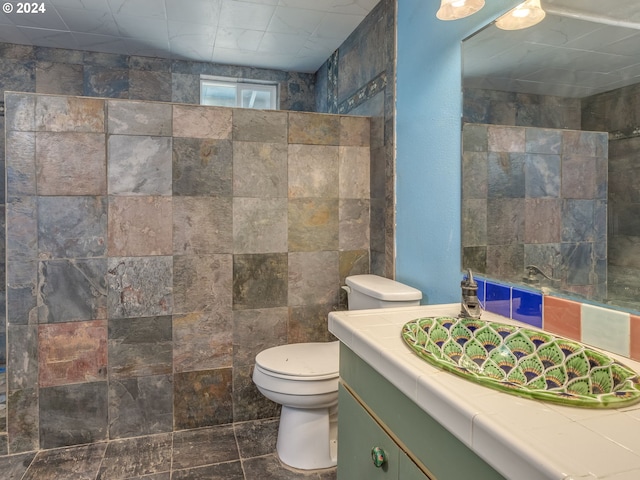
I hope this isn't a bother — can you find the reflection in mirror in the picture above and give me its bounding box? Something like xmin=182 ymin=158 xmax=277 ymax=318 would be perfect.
xmin=461 ymin=0 xmax=640 ymax=312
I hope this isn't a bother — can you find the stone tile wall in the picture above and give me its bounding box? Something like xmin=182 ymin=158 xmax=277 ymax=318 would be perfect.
xmin=315 ymin=0 xmax=396 ymax=278
xmin=582 ymin=84 xmax=640 ymax=307
xmin=3 ymin=92 xmax=370 ymax=454
xmin=0 ymin=41 xmax=317 ymax=452
xmin=463 ymin=88 xmax=582 ymax=130
xmin=463 ymin=84 xmax=640 ymax=311
xmin=0 ymin=42 xmax=315 ymax=110
xmin=462 ymin=124 xmax=608 ymax=299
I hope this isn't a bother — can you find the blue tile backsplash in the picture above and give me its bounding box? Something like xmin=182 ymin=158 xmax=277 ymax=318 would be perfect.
xmin=470 ymin=275 xmax=543 ymax=328
xmin=485 ymin=282 xmax=511 ymax=319
xmin=476 ymin=279 xmax=486 ymax=306
xmin=512 ymin=289 xmax=543 ymax=328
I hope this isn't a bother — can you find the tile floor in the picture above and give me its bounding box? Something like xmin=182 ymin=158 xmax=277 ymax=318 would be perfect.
xmin=0 ymin=418 xmax=337 ymax=479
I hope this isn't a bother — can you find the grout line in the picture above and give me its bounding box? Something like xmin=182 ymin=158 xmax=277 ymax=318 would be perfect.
xmin=18 ymin=452 xmax=36 ymax=480
xmin=232 ymin=421 xmax=248 ymax=480
xmin=168 ymin=429 xmax=174 ymax=479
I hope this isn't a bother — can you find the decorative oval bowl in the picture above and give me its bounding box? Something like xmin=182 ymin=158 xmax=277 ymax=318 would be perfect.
xmin=401 ymin=316 xmax=640 ymax=408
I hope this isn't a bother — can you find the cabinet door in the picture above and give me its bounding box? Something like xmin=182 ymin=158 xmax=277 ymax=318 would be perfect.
xmin=337 ymin=384 xmax=400 ymax=480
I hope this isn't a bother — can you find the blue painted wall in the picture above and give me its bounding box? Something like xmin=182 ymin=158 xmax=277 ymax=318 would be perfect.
xmin=395 ymin=0 xmax=519 ymax=304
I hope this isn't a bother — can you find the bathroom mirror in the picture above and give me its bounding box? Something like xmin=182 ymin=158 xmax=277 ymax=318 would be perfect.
xmin=461 ymin=0 xmax=640 ymax=312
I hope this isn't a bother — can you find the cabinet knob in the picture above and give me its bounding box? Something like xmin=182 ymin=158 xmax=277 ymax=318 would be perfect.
xmin=371 ymin=446 xmax=387 ymax=468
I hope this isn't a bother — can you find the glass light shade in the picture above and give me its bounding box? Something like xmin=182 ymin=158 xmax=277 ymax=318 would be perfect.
xmin=495 ymin=0 xmax=546 ymax=30
xmin=436 ymin=0 xmax=485 ymax=21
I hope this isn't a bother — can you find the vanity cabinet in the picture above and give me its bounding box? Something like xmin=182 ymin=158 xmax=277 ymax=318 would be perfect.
xmin=338 ymin=384 xmax=427 ymax=479
xmin=338 ymin=344 xmax=505 ymax=480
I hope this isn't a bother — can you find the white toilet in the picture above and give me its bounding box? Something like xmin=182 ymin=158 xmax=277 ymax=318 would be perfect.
xmin=252 ymin=274 xmax=422 ymax=470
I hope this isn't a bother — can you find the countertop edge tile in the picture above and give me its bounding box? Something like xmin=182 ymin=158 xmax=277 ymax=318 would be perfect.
xmin=472 ymin=412 xmax=566 ymax=480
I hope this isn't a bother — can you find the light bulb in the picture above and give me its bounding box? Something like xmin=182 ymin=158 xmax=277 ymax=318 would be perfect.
xmin=513 ymin=8 xmax=530 ymax=18
xmin=495 ymin=0 xmax=546 ymax=30
xmin=436 ymin=0 xmax=485 ymax=21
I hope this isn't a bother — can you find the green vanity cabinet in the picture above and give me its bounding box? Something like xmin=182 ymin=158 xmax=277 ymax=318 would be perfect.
xmin=338 ymin=344 xmax=506 ymax=480
xmin=338 ymin=383 xmax=427 ymax=479
xmin=399 ymin=451 xmax=428 ymax=480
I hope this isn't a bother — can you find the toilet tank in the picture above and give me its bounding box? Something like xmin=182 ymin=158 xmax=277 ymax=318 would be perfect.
xmin=344 ymin=274 xmax=422 ymax=310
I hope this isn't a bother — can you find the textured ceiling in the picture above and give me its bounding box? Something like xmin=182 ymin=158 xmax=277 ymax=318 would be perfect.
xmin=0 ymin=0 xmax=379 ymax=73
xmin=463 ymin=0 xmax=640 ymax=98
xmin=3 ymin=0 xmax=637 ymax=95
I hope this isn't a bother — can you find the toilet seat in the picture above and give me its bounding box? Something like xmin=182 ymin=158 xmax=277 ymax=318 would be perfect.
xmin=255 ymin=341 xmax=339 ymax=380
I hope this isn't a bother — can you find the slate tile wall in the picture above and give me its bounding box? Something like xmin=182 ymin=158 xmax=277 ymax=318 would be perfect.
xmin=463 ymin=84 xmax=640 ymax=311
xmin=3 ymin=92 xmax=370 ymax=454
xmin=462 ymin=124 xmax=608 ymax=299
xmin=0 ymin=43 xmax=315 ymax=111
xmin=0 ymin=42 xmax=318 ymax=451
xmin=315 ymin=0 xmax=395 ymax=279
xmin=582 ymin=83 xmax=640 ymax=308
xmin=463 ymin=88 xmax=582 ymax=129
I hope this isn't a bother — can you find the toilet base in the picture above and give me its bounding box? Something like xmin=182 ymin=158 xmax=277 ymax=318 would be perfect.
xmin=276 ymin=404 xmax=338 ymax=470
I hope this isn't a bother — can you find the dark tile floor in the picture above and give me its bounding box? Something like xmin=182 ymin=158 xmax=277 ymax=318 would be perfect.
xmin=0 ymin=418 xmax=337 ymax=480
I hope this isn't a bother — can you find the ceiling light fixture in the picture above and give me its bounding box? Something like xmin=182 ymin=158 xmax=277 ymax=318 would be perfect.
xmin=436 ymin=0 xmax=486 ymax=21
xmin=495 ymin=0 xmax=546 ymax=30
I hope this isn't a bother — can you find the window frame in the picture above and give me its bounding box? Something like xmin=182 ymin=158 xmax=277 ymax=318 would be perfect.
xmin=200 ymin=75 xmax=279 ymax=110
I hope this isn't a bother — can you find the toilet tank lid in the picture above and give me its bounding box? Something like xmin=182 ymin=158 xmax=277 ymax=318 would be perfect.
xmin=345 ymin=274 xmax=422 ymax=301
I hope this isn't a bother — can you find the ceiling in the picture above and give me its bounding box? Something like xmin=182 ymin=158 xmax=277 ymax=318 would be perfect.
xmin=0 ymin=0 xmax=379 ymax=73
xmin=463 ymin=0 xmax=640 ymax=98
xmin=3 ymin=0 xmax=637 ymax=95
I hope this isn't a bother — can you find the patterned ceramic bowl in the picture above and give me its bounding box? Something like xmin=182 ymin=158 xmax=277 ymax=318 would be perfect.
xmin=402 ymin=316 xmax=640 ymax=408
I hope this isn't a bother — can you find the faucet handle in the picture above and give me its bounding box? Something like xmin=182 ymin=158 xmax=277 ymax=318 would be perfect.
xmin=467 ymin=268 xmax=476 ymax=286
xmin=525 ymin=265 xmax=552 ymax=283
xmin=462 ymin=268 xmax=477 ymax=287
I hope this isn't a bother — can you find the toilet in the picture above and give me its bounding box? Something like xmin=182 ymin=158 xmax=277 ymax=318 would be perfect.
xmin=252 ymin=274 xmax=422 ymax=470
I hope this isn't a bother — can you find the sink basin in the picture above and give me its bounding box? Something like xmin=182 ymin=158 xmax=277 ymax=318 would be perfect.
xmin=401 ymin=316 xmax=640 ymax=408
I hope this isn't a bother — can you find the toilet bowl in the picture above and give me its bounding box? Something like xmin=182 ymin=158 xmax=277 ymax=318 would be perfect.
xmin=253 ymin=341 xmax=340 ymax=469
xmin=252 ymin=274 xmax=422 ymax=470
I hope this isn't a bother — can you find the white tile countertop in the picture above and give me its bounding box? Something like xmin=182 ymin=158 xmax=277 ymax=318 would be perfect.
xmin=329 ymin=304 xmax=640 ymax=480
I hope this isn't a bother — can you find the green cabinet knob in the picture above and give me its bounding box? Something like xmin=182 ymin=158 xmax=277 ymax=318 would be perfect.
xmin=371 ymin=446 xmax=387 ymax=468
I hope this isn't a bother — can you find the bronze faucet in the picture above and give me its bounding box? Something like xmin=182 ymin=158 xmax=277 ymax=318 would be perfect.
xmin=460 ymin=269 xmax=482 ymax=319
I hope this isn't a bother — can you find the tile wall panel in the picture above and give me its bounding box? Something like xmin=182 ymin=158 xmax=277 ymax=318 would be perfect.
xmin=38 ymin=259 xmax=108 ymax=324
xmin=232 ymin=142 xmax=288 ymax=198
xmin=584 ymin=84 xmax=640 ymax=307
xmin=38 ymin=320 xmax=107 ymax=387
xmin=3 ymin=92 xmax=371 ymax=453
xmin=631 ymin=315 xmax=640 ymax=361
xmin=543 ymin=296 xmax=582 ymax=340
xmin=36 ymin=132 xmax=106 ymax=195
xmin=108 ymin=374 xmax=173 ymax=439
xmin=107 ymin=196 xmax=173 ymax=256
xmin=315 ymin=0 xmax=395 ymax=277
xmin=172 ymin=137 xmax=233 ymax=197
xmin=581 ymin=303 xmax=631 ymax=358
xmin=465 ymin=82 xmax=640 ymax=317
xmin=108 ymin=316 xmax=173 ymax=379
xmin=107 ymin=136 xmax=173 ymax=196
xmin=0 ymin=38 xmax=315 ymax=454
xmin=463 ymin=124 xmax=608 ymax=298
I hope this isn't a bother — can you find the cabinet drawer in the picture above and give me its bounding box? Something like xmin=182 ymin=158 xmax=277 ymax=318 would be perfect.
xmin=337 ymin=384 xmax=401 ymax=479
xmin=400 ymin=451 xmax=431 ymax=480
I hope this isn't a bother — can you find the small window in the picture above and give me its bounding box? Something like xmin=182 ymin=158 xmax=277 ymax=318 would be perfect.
xmin=200 ymin=76 xmax=278 ymax=110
